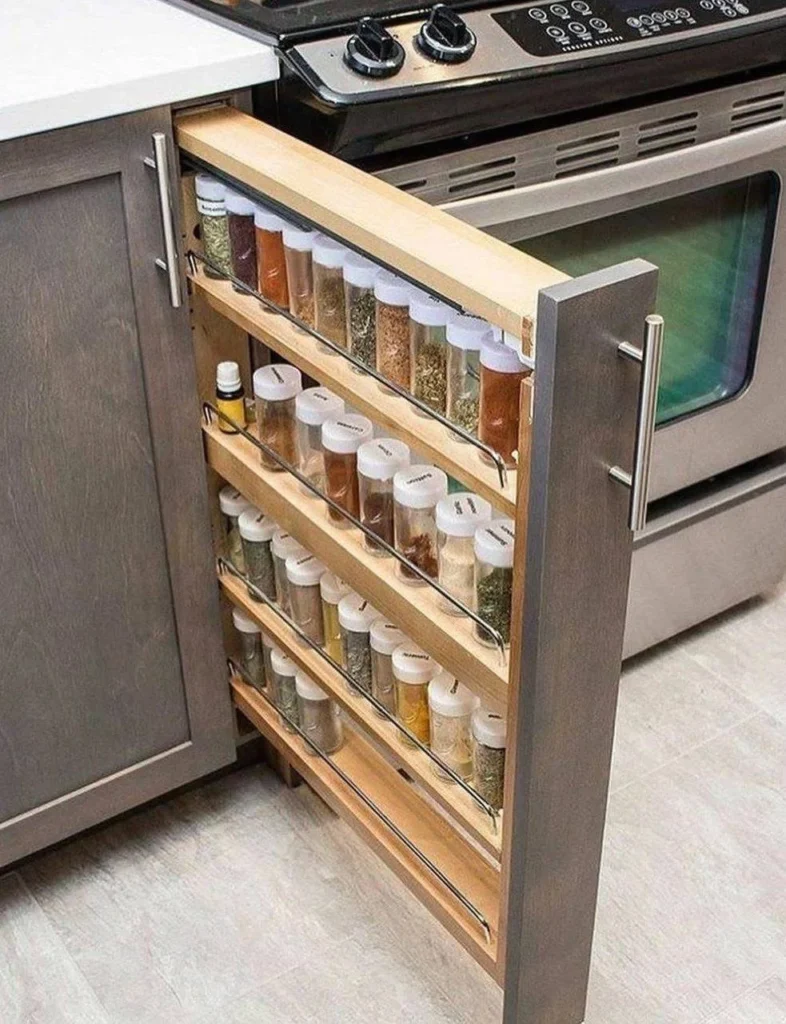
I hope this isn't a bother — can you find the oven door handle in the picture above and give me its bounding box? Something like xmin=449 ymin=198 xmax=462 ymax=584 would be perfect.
xmin=444 ymin=119 xmax=786 ymax=230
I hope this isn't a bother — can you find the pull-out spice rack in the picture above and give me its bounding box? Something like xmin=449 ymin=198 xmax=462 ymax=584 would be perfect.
xmin=176 ymin=104 xmax=658 ymax=1022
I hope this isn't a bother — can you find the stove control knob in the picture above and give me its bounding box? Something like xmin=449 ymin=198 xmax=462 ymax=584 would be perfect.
xmin=344 ymin=17 xmax=405 ymax=78
xmin=417 ymin=5 xmax=477 ymax=63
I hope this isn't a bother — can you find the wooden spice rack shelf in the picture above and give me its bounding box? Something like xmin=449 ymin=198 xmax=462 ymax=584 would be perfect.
xmin=190 ymin=266 xmax=519 ymax=519
xmin=232 ymin=674 xmax=500 ymax=977
xmin=221 ymin=571 xmax=503 ymax=859
xmin=204 ymin=420 xmax=509 ymax=713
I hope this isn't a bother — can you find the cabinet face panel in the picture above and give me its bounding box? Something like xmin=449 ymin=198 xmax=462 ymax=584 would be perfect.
xmin=0 ymin=109 xmax=234 ymax=864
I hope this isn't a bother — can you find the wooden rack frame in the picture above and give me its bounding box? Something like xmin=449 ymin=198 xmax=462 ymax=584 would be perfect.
xmin=177 ymin=106 xmax=658 ymax=1024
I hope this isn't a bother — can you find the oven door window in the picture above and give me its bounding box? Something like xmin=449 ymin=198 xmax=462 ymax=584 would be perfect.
xmin=518 ymin=173 xmax=778 ymax=425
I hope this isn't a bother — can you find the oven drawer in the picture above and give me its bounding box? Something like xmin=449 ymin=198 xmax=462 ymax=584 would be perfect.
xmin=176 ymin=105 xmax=657 ymax=1024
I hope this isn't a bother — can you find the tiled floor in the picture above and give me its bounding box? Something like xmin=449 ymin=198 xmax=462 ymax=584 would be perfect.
xmin=3 ymin=580 xmax=785 ymax=1024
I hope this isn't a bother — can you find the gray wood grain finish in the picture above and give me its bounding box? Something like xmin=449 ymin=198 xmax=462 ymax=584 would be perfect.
xmin=502 ymin=261 xmax=659 ymax=1024
xmin=0 ymin=108 xmax=233 ymax=867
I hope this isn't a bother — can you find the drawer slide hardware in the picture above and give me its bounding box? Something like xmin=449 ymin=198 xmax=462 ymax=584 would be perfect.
xmin=228 ymin=657 xmax=493 ymax=944
xmin=204 ymin=401 xmax=507 ymax=658
xmin=189 ymin=248 xmax=511 ymax=491
xmin=218 ymin=556 xmax=500 ymax=831
xmin=145 ymin=133 xmax=182 ymax=309
xmin=610 ymin=314 xmax=664 ymax=533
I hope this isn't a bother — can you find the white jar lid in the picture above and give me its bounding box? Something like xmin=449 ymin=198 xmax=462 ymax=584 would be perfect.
xmin=195 ymin=173 xmax=225 ymax=202
xmin=232 ymin=608 xmax=260 ymax=634
xmin=254 ymin=204 xmax=287 ymax=233
xmin=216 ymin=360 xmax=242 ymax=391
xmin=428 ymin=671 xmax=479 ymax=718
xmin=474 ymin=519 xmax=515 ymax=568
xmin=282 ymin=224 xmax=317 ymax=252
xmin=446 ymin=314 xmax=492 ymax=351
xmin=338 ymin=592 xmax=378 ymax=633
xmin=224 ymin=188 xmax=256 ymax=217
xmin=436 ymin=492 xmax=492 ymax=538
xmin=357 ymin=438 xmax=411 ymax=482
xmin=320 ymin=571 xmax=350 ymax=605
xmin=296 ymin=387 xmax=345 ymax=427
xmin=238 ymin=507 xmax=276 ymax=543
xmin=374 ymin=270 xmax=410 ymax=306
xmin=369 ymin=618 xmax=406 ymax=656
xmin=491 ymin=325 xmax=503 ymax=343
xmin=393 ymin=465 xmax=448 ymax=510
xmin=480 ymin=338 xmax=528 ymax=374
xmin=219 ymin=485 xmax=251 ymax=518
xmin=253 ymin=363 xmax=302 ymax=402
xmin=295 ymin=670 xmax=330 ymax=701
xmin=271 ymin=529 xmax=306 ymax=561
xmin=270 ymin=647 xmax=297 ymax=678
xmin=392 ymin=643 xmax=436 ymax=685
xmin=409 ymin=290 xmax=450 ymax=328
xmin=312 ymin=233 xmax=348 ymax=269
xmin=471 ymin=707 xmax=507 ymax=748
xmin=343 ymin=251 xmax=379 ymax=289
xmin=285 ymin=552 xmax=326 ymax=586
xmin=321 ymin=414 xmax=373 ymax=455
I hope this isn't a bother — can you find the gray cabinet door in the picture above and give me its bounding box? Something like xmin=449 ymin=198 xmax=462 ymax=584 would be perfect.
xmin=0 ymin=108 xmax=234 ymax=868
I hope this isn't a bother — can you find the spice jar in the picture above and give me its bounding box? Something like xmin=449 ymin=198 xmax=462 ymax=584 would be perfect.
xmin=436 ymin=492 xmax=492 ymax=615
xmin=296 ymin=672 xmax=344 ymax=755
xmin=254 ymin=205 xmax=289 ymax=309
xmin=215 ymin=360 xmax=246 ymax=434
xmin=320 ymin=572 xmax=350 ymax=665
xmin=313 ymin=234 xmax=348 ymax=347
xmin=393 ymin=465 xmax=448 ymax=584
xmin=479 ymin=338 xmax=531 ymax=469
xmin=286 ymin=552 xmax=327 ymax=646
xmin=446 ymin=314 xmax=491 ymax=438
xmin=338 ymin=591 xmax=378 ymax=695
xmin=474 ymin=519 xmax=515 ymax=647
xmin=392 ymin=643 xmax=436 ymax=746
xmin=472 ymin=707 xmax=507 ymax=811
xmin=219 ymin=485 xmax=251 ymax=572
xmin=358 ymin=438 xmax=411 ymax=554
xmin=322 ymin=415 xmax=374 ymax=525
xmin=343 ymin=251 xmax=379 ymax=370
xmin=225 ymin=188 xmax=257 ymax=292
xmin=195 ymin=173 xmax=230 ymax=278
xmin=238 ymin=507 xmax=276 ymax=601
xmin=375 ymin=272 xmax=412 ymax=389
xmin=428 ymin=671 xmax=478 ymax=782
xmin=269 ymin=648 xmax=299 ymax=731
xmin=271 ymin=529 xmax=307 ymax=616
xmin=232 ymin=608 xmax=265 ymax=690
xmin=369 ymin=618 xmax=406 ymax=717
xmin=262 ymin=631 xmax=276 ymax=690
xmin=283 ymin=224 xmax=317 ymax=327
xmin=410 ymin=290 xmax=450 ymax=416
xmin=253 ymin=363 xmax=302 ymax=470
xmin=295 ymin=387 xmax=345 ymax=494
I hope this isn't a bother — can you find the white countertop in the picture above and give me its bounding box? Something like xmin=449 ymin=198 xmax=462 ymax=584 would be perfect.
xmin=0 ymin=0 xmax=278 ymax=142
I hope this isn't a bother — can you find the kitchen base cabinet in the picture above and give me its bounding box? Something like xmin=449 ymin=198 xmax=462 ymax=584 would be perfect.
xmin=0 ymin=109 xmax=234 ymax=869
xmin=177 ymin=107 xmax=660 ymax=1024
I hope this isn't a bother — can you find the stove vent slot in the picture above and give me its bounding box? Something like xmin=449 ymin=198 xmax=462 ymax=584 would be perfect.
xmin=637 ymin=112 xmax=698 ymax=157
xmin=552 ymin=130 xmax=620 ymax=177
xmin=448 ymin=155 xmax=516 ymax=180
xmin=729 ymin=90 xmax=785 ymax=133
xmin=446 ymin=170 xmax=517 ymax=196
xmin=397 ymin=178 xmax=428 ymax=193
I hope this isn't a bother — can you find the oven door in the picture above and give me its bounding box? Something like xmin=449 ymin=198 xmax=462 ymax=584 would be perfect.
xmin=444 ymin=121 xmax=786 ymax=501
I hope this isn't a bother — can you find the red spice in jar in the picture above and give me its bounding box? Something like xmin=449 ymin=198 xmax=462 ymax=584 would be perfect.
xmin=255 ymin=207 xmax=289 ymax=309
xmin=478 ymin=339 xmax=531 ymax=469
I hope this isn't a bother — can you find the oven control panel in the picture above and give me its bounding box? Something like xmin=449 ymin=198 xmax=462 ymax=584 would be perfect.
xmin=494 ymin=0 xmax=763 ymax=55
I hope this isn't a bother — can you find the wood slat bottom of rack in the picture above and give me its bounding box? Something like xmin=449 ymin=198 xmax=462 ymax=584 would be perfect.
xmin=205 ymin=422 xmax=509 ymax=713
xmin=221 ymin=572 xmax=502 ymax=859
xmin=232 ymin=677 xmax=500 ymax=979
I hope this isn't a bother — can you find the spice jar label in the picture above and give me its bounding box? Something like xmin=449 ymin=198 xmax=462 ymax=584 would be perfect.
xmin=196 ymin=197 xmax=225 ymax=217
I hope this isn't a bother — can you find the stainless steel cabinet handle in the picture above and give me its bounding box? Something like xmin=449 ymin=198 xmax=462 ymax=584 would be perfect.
xmin=147 ymin=132 xmax=182 ymax=309
xmin=610 ymin=314 xmax=664 ymax=533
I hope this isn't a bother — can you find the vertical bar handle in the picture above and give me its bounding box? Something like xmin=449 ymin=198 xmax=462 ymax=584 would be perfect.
xmin=610 ymin=314 xmax=664 ymax=532
xmin=150 ymin=132 xmax=182 ymax=309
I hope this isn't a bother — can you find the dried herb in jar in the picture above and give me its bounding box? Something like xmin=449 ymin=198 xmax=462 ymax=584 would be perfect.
xmin=375 ymin=273 xmax=411 ymax=388
xmin=414 ymin=340 xmax=447 ymax=414
xmin=348 ymin=290 xmax=377 ymax=367
xmin=476 ymin=565 xmax=513 ymax=646
xmin=474 ymin=739 xmax=505 ymax=811
xmin=451 ymin=394 xmax=479 ymax=434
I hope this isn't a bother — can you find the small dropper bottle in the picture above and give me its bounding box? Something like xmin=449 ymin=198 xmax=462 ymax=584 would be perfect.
xmin=216 ymin=360 xmax=246 ymax=434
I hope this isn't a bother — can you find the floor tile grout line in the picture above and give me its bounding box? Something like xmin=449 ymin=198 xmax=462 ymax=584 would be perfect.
xmin=609 ymin=709 xmax=765 ymax=798
xmin=699 ymin=973 xmax=781 ymax=1024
